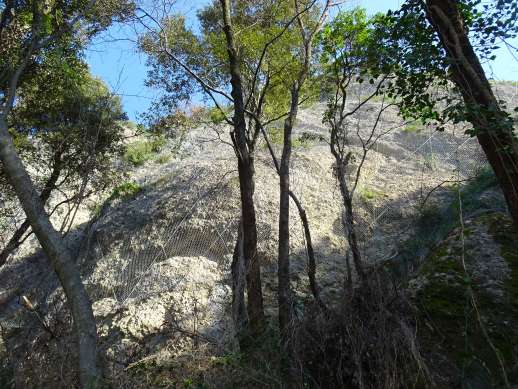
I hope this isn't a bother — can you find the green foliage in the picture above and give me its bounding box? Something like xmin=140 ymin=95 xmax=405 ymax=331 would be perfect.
xmin=402 ymin=122 xmax=423 ymax=133
xmin=367 ymin=0 xmax=518 ymax=131
xmin=110 ymin=181 xmax=142 ymax=201
xmin=320 ymin=7 xmax=392 ymax=147
xmin=155 ymin=154 xmax=171 ymax=164
xmin=263 ymin=128 xmax=321 ymax=150
xmin=2 ymin=51 xmax=127 ymax=222
xmin=298 ymin=131 xmax=326 ymax=145
xmin=208 ymin=106 xmax=229 ymax=125
xmin=140 ymin=0 xmax=320 ymax=128
xmin=319 ymin=8 xmax=372 ymax=70
xmin=265 ymin=126 xmax=284 ymax=146
xmin=357 ymin=186 xmax=385 ymax=202
xmin=0 ymin=0 xmax=133 ymax=99
xmin=124 ymin=136 xmax=167 ymax=166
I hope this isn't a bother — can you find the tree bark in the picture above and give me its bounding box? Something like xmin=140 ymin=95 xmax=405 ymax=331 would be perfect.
xmin=231 ymin=220 xmax=248 ymax=340
xmin=220 ymin=0 xmax=265 ymax=338
xmin=0 ymin=116 xmax=100 ymax=387
xmin=0 ymin=150 xmax=63 ymax=266
xmin=277 ymin=84 xmax=300 ymax=389
xmin=289 ymin=190 xmax=326 ymax=310
xmin=259 ymin=121 xmax=325 ymax=310
xmin=334 ymin=159 xmax=366 ymax=281
xmin=278 ymin=85 xmax=299 ymax=343
xmin=426 ymin=0 xmax=518 ymax=228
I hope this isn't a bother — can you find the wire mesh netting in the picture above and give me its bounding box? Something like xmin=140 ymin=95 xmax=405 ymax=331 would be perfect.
xmin=84 ymin=121 xmax=488 ymax=308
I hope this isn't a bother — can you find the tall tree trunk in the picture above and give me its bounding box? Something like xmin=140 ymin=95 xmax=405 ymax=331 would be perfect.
xmin=259 ymin=122 xmax=325 ymax=309
xmin=220 ymin=0 xmax=265 ymax=338
xmin=0 ymin=116 xmax=100 ymax=388
xmin=426 ymin=0 xmax=518 ymax=228
xmin=278 ymin=84 xmax=299 ymax=388
xmin=278 ymin=85 xmax=300 ymax=343
xmin=0 ymin=149 xmax=63 ymax=266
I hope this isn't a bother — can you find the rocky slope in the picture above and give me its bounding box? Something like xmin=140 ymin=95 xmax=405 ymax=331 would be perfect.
xmin=0 ymin=82 xmax=517 ymax=387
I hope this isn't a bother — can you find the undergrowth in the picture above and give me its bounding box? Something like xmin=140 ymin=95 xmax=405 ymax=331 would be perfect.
xmin=124 ymin=136 xmax=167 ymax=166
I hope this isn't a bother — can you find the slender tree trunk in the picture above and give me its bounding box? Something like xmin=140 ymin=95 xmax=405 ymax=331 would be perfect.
xmin=278 ymin=85 xmax=298 ymax=344
xmin=336 ymin=163 xmax=366 ymax=281
xmin=289 ymin=191 xmax=325 ymax=310
xmin=426 ymin=0 xmax=518 ymax=228
xmin=0 ymin=150 xmax=63 ymax=266
xmin=277 ymin=85 xmax=307 ymax=389
xmin=231 ymin=220 xmax=248 ymax=340
xmin=344 ymin=248 xmax=353 ymax=293
xmin=260 ymin=122 xmax=325 ymax=309
xmin=220 ymin=0 xmax=265 ymax=338
xmin=0 ymin=116 xmax=100 ymax=388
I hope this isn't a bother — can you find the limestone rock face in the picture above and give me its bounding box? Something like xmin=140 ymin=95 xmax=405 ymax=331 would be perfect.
xmin=92 ymin=256 xmax=232 ymax=367
xmin=2 ymin=83 xmax=516 ymax=387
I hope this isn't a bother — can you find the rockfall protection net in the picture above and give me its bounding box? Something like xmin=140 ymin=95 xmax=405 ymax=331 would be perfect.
xmin=85 ymin=121 xmax=488 ymax=307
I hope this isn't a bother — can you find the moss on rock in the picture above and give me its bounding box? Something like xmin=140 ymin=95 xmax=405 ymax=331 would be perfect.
xmin=413 ymin=212 xmax=518 ymax=388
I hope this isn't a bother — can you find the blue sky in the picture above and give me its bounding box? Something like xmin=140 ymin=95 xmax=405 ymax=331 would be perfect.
xmin=86 ymin=0 xmax=518 ymax=122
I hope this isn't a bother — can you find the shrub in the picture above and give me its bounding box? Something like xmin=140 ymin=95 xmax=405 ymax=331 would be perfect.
xmin=267 ymin=126 xmax=284 ymax=145
xmin=208 ymin=107 xmax=229 ymax=124
xmin=110 ymin=181 xmax=142 ymax=201
xmin=358 ymin=186 xmax=385 ymax=201
xmin=124 ymin=136 xmax=167 ymax=166
xmin=402 ymin=122 xmax=423 ymax=133
xmin=298 ymin=131 xmax=325 ymax=144
xmin=262 ymin=128 xmax=321 ymax=149
xmin=155 ymin=154 xmax=171 ymax=164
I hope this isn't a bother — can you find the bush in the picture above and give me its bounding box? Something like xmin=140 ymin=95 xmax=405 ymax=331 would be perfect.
xmin=262 ymin=128 xmax=320 ymax=149
xmin=402 ymin=122 xmax=423 ymax=133
xmin=110 ymin=181 xmax=142 ymax=201
xmin=298 ymin=131 xmax=325 ymax=144
xmin=267 ymin=126 xmax=284 ymax=146
xmin=155 ymin=154 xmax=171 ymax=164
xmin=124 ymin=136 xmax=167 ymax=166
xmin=358 ymin=186 xmax=385 ymax=201
xmin=208 ymin=107 xmax=229 ymax=124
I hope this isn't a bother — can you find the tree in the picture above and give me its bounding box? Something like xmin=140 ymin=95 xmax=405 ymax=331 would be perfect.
xmin=139 ymin=4 xmax=266 ymax=340
xmin=425 ymin=0 xmax=518 ymax=229
xmin=320 ymin=8 xmax=396 ymax=284
xmin=219 ymin=0 xmax=267 ymax=338
xmin=373 ymin=0 xmax=518 ymax=228
xmin=0 ymin=61 xmax=126 ymax=265
xmin=273 ymin=0 xmax=331 ymax=366
xmin=0 ymin=1 xmax=132 ymax=386
xmin=138 ymin=0 xmax=327 ymax=343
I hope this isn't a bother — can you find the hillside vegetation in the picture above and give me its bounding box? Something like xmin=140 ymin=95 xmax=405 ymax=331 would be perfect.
xmin=1 ymin=1 xmax=518 ymax=388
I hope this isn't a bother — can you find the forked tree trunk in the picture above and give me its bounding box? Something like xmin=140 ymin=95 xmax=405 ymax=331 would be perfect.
xmin=0 ymin=116 xmax=100 ymax=388
xmin=426 ymin=0 xmax=518 ymax=228
xmin=220 ymin=0 xmax=265 ymax=338
xmin=259 ymin=123 xmax=325 ymax=310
